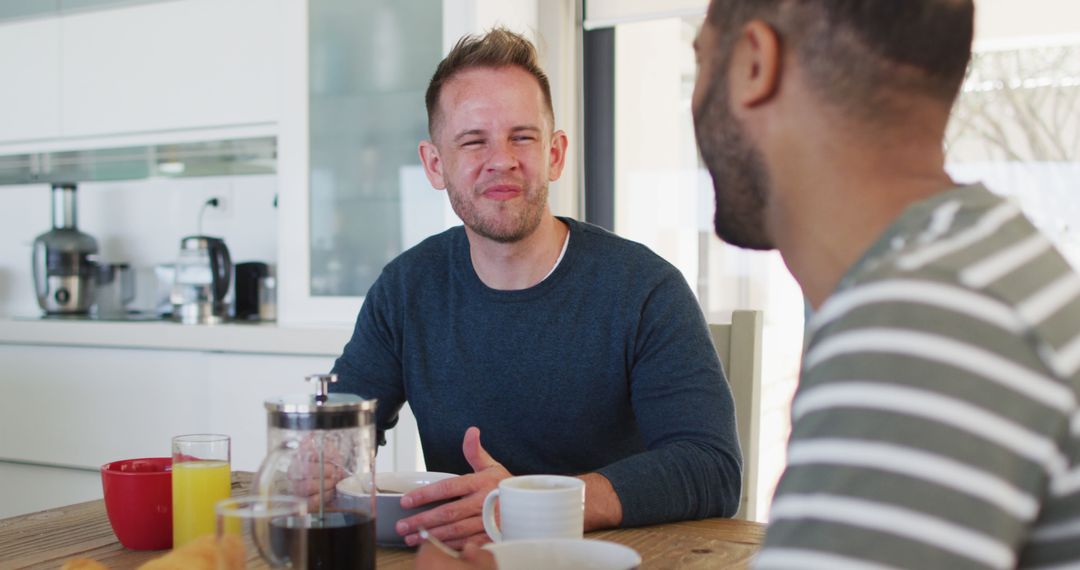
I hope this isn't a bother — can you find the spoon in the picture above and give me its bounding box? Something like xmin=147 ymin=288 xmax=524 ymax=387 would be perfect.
xmin=418 ymin=527 xmax=460 ymax=559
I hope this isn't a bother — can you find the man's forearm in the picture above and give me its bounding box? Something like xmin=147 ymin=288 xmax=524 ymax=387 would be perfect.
xmin=579 ymin=472 xmax=623 ymax=530
xmin=595 ymin=443 xmax=742 ymax=525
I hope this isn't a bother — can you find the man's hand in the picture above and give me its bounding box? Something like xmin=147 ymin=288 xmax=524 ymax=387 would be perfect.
xmin=415 ymin=541 xmax=498 ymax=570
xmin=283 ymin=435 xmax=348 ymax=512
xmin=396 ymin=427 xmax=511 ymax=548
xmin=580 ymin=472 xmax=623 ymax=530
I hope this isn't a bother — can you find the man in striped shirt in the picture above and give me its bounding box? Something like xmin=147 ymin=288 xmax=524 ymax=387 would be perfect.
xmin=693 ymin=1 xmax=1080 ymax=569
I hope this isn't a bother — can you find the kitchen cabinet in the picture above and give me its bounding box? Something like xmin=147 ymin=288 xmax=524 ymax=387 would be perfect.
xmin=278 ymin=0 xmax=542 ymax=324
xmin=0 ymin=342 xmax=414 ymax=481
xmin=0 ymin=17 xmax=62 ymax=144
xmin=59 ymin=0 xmax=282 ymax=139
xmin=0 ymin=318 xmax=425 ymax=519
xmin=0 ymin=0 xmax=282 ymax=149
xmin=277 ymin=0 xmax=445 ymax=324
xmin=0 ymin=344 xmax=308 ymax=473
xmin=0 ymin=461 xmax=102 ymax=520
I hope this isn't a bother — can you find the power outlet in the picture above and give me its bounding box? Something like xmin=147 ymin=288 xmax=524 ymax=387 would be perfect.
xmin=211 ymin=195 xmax=229 ymax=215
xmin=203 ymin=191 xmax=233 ymax=219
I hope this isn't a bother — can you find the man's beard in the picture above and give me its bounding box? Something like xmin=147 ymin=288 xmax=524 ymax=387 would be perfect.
xmin=692 ymin=65 xmax=775 ymax=251
xmin=447 ymin=181 xmax=549 ymax=244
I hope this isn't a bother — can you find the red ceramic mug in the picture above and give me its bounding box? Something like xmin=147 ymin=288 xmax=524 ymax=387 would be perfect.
xmin=101 ymin=457 xmax=173 ymax=550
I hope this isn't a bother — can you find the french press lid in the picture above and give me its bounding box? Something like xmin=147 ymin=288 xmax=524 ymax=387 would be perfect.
xmin=264 ymin=373 xmax=376 ymax=430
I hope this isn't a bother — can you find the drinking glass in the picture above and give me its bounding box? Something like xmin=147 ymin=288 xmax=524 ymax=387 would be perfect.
xmin=173 ymin=434 xmax=231 ymax=548
xmin=217 ymin=496 xmax=307 ymax=569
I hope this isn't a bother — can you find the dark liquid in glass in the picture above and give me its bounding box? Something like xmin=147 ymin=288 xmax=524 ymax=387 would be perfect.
xmin=271 ymin=511 xmax=375 ymax=570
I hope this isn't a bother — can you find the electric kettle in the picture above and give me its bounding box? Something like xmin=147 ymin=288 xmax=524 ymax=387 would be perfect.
xmin=170 ymin=235 xmax=231 ymax=324
xmin=256 ymin=374 xmax=377 ymax=569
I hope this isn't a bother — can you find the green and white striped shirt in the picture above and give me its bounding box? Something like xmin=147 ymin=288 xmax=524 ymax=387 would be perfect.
xmin=756 ymin=184 xmax=1080 ymax=570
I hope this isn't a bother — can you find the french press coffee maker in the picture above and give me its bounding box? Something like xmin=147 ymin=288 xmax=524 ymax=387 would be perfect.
xmin=256 ymin=374 xmax=377 ymax=570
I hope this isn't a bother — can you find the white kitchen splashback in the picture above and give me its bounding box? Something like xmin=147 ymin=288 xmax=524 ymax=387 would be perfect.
xmin=0 ymin=175 xmax=277 ymax=317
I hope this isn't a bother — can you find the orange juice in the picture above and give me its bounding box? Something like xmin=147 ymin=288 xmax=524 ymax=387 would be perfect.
xmin=172 ymin=460 xmax=231 ymax=547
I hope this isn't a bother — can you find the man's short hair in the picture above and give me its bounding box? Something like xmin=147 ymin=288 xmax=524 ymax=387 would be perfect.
xmin=706 ymin=0 xmax=975 ymax=117
xmin=425 ymin=28 xmax=554 ymax=137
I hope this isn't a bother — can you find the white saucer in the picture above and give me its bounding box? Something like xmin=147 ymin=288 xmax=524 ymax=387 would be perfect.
xmin=484 ymin=538 xmax=641 ymax=570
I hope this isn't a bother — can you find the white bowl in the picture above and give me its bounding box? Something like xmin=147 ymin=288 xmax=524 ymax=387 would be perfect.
xmin=336 ymin=471 xmax=456 ymax=547
xmin=484 ymin=539 xmax=641 ymax=570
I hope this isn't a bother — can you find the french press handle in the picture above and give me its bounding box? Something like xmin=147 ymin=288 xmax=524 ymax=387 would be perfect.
xmin=207 ymin=238 xmax=232 ymax=301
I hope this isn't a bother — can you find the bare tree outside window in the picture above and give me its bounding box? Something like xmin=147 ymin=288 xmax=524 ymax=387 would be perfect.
xmin=948 ymin=45 xmax=1080 ymax=162
xmin=947 ymin=43 xmax=1080 ymax=267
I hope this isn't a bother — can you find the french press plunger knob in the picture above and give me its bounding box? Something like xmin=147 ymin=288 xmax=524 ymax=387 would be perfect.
xmin=306 ymin=373 xmax=337 ymax=405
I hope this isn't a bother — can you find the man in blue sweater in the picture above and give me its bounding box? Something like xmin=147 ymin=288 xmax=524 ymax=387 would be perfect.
xmin=330 ymin=28 xmax=741 ymax=548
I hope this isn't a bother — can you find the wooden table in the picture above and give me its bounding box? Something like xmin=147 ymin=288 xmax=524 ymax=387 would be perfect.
xmin=0 ymin=474 xmax=764 ymax=569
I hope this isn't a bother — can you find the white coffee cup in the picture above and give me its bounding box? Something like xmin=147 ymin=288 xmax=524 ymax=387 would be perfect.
xmin=482 ymin=475 xmax=585 ymax=542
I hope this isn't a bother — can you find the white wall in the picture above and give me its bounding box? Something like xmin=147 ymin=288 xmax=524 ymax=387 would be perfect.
xmin=0 ymin=174 xmax=277 ymax=317
xmin=585 ymin=0 xmax=705 ymax=28
xmin=975 ymin=0 xmax=1080 ymax=45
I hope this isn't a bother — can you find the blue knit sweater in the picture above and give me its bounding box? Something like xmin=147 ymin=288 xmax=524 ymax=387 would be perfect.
xmin=331 ymin=217 xmax=742 ymax=525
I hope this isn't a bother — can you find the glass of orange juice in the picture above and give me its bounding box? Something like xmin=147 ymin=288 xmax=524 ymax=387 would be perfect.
xmin=172 ymin=433 xmax=231 ymax=548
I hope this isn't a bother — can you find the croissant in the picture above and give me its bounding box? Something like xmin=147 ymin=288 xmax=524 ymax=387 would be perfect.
xmin=138 ymin=535 xmax=245 ymax=570
xmin=61 ymin=535 xmax=245 ymax=570
xmin=60 ymin=560 xmax=109 ymax=570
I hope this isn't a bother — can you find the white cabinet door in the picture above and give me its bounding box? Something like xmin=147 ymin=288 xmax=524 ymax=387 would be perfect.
xmin=0 ymin=344 xmax=421 ymax=477
xmin=0 ymin=17 xmax=61 ymax=144
xmin=0 ymin=461 xmax=101 ymax=520
xmin=59 ymin=0 xmax=282 ymax=138
xmin=205 ymin=352 xmax=335 ymax=473
xmin=206 ymin=352 xmax=420 ymax=474
xmin=0 ymin=344 xmax=210 ymax=468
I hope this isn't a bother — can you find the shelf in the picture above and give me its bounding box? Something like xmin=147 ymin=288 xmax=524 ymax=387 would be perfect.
xmin=0 ymin=136 xmax=276 ymax=186
xmin=0 ymin=0 xmax=174 ymax=24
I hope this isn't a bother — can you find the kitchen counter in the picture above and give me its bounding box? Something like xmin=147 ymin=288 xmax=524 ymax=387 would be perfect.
xmin=0 ymin=316 xmax=352 ymax=356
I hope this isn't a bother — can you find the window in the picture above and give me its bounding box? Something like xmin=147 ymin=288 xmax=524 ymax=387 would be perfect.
xmin=585 ymin=0 xmax=1080 ymax=522
xmin=947 ymin=41 xmax=1080 ymax=268
xmin=602 ymin=14 xmax=805 ymax=522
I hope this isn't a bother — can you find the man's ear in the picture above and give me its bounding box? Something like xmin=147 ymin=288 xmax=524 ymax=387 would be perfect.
xmin=418 ymin=140 xmax=447 ymax=190
xmin=729 ymin=20 xmax=782 ymax=110
xmin=547 ymin=129 xmax=569 ymax=182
